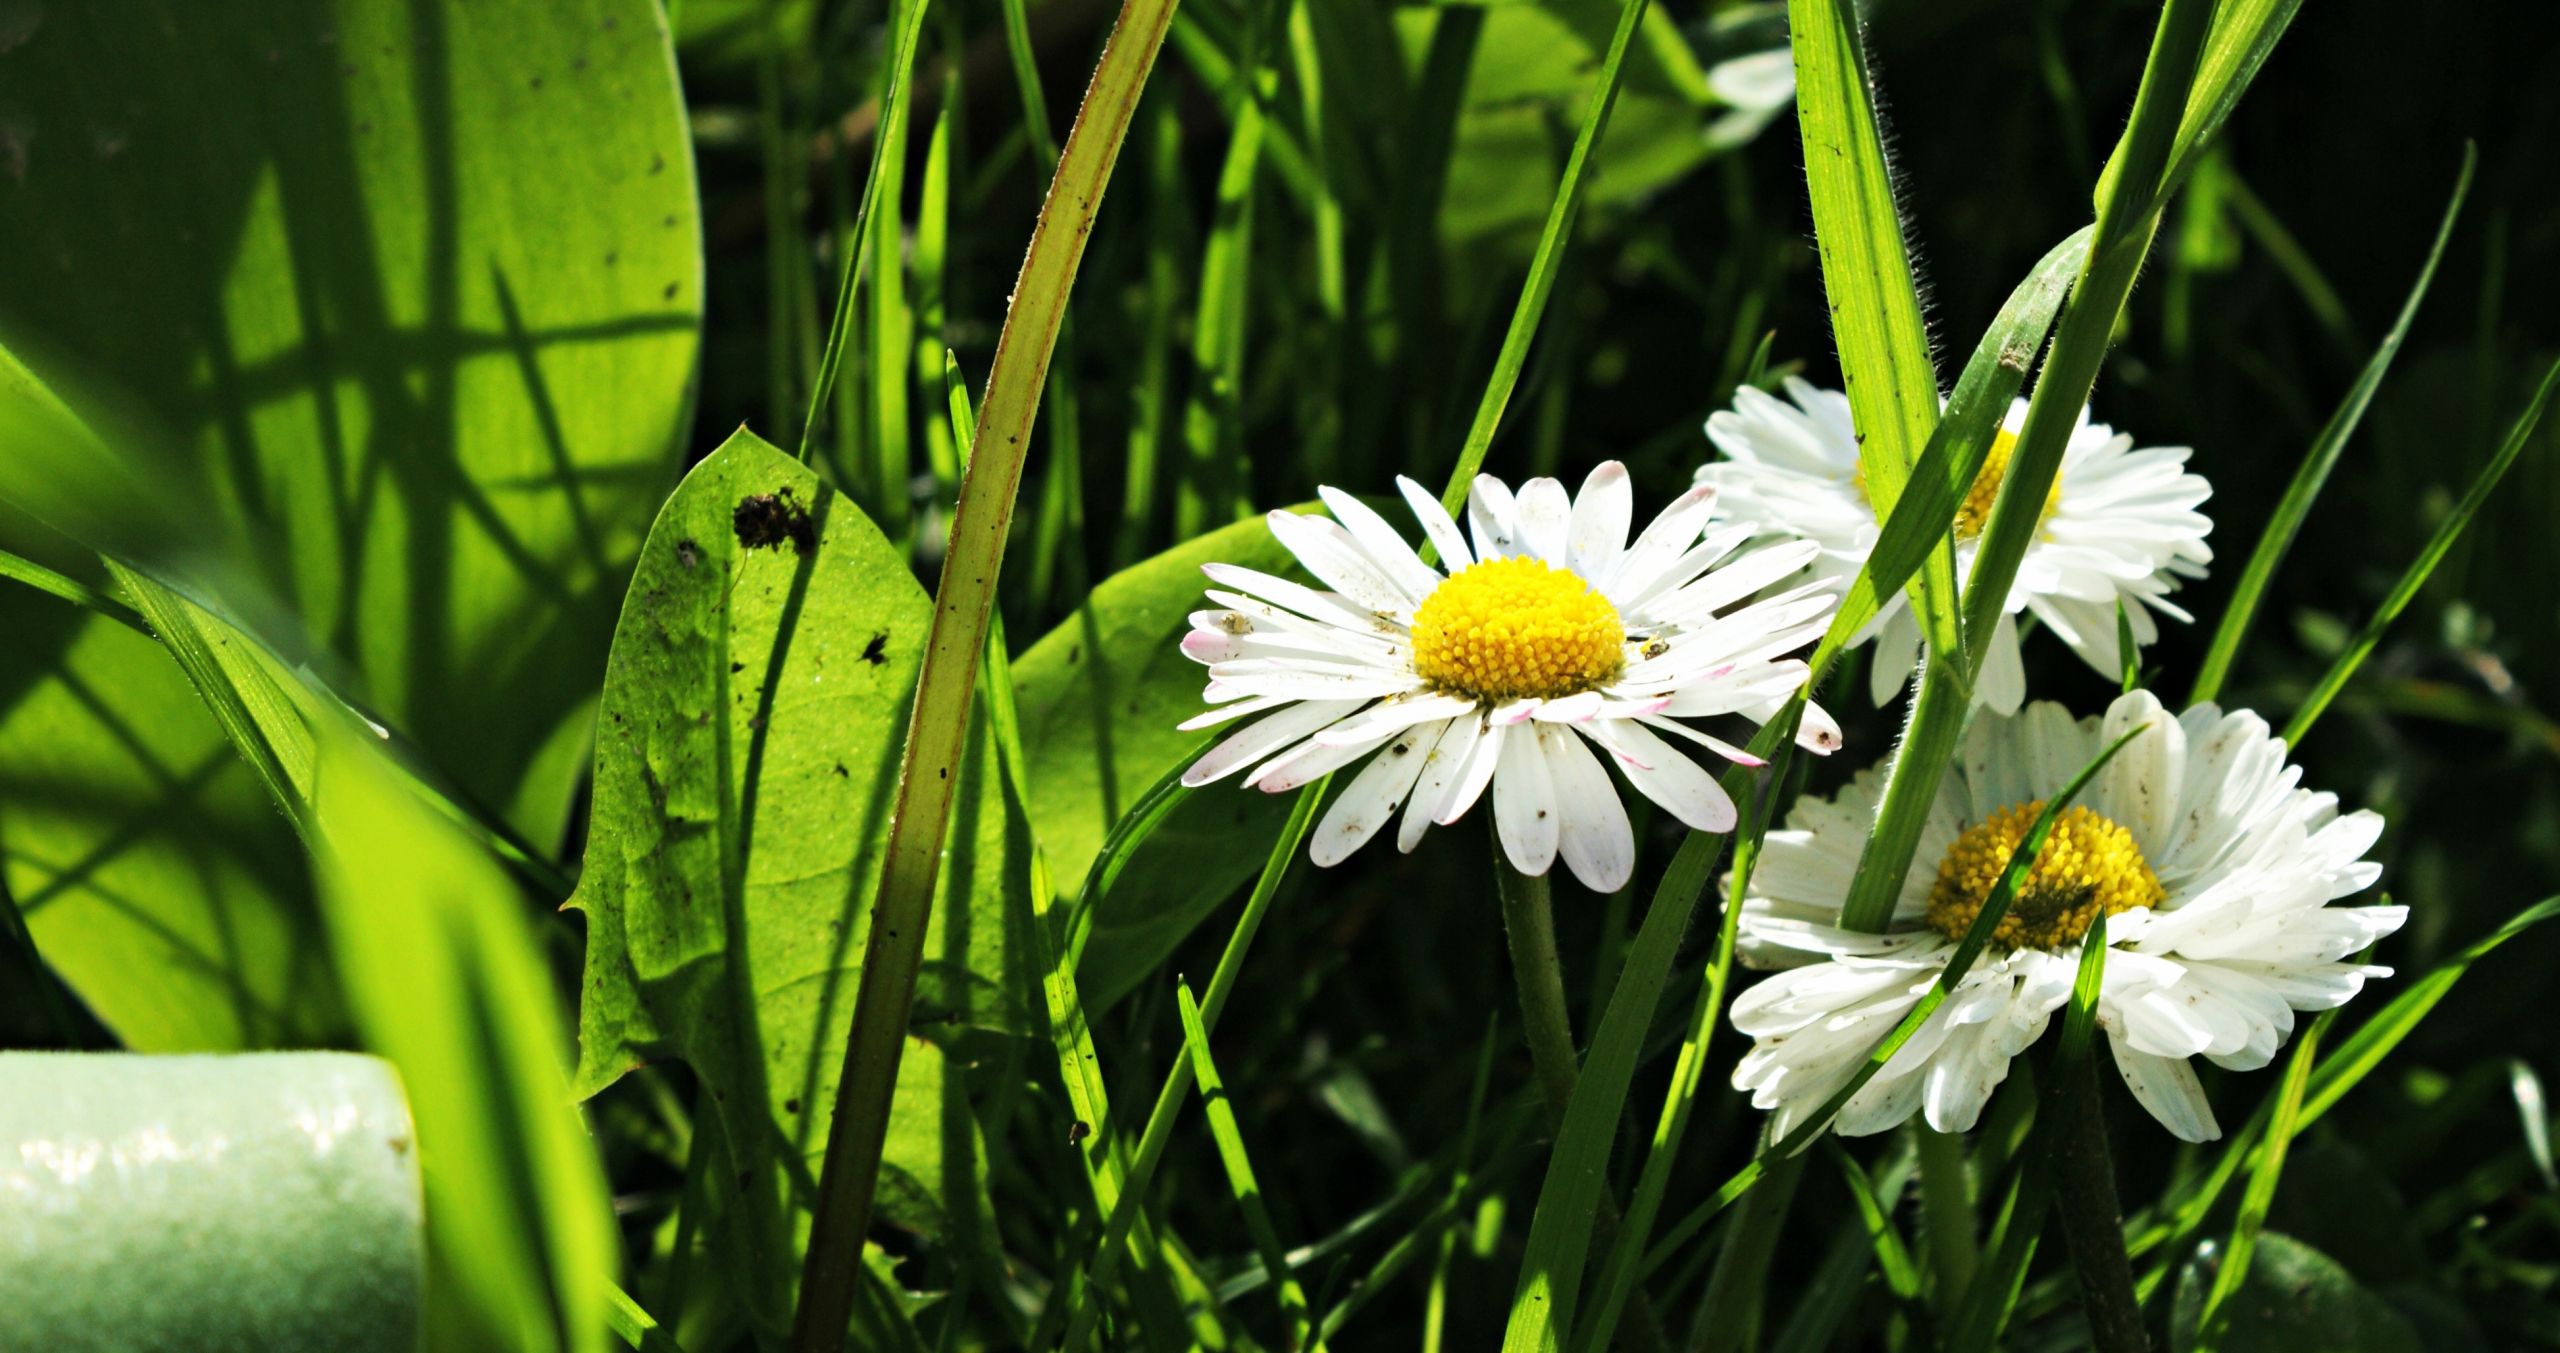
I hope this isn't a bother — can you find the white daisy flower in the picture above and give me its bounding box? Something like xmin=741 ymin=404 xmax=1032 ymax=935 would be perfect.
xmin=1728 ymin=689 xmax=2403 ymax=1143
xmin=1699 ymin=378 xmax=2213 ymax=713
xmin=1176 ymin=463 xmax=1844 ymax=894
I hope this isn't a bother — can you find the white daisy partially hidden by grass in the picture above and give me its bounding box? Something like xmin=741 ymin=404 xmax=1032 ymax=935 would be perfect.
xmin=1698 ymin=378 xmax=2213 ymax=713
xmin=1177 ymin=464 xmax=1843 ymax=894
xmin=1729 ymin=689 xmax=2403 ymax=1143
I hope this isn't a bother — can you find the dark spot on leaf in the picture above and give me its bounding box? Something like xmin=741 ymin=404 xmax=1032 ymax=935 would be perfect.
xmin=832 ymin=762 xmax=849 ymax=777
xmin=733 ymin=488 xmax=814 ymax=553
xmin=1067 ymin=1120 xmax=1091 ymax=1146
xmin=674 ymin=538 xmax=700 ymax=568
xmin=663 ymin=281 xmax=679 ymax=300
xmin=387 ymin=1134 xmax=410 ymax=1156
xmin=650 ymin=152 xmax=665 ymax=175
xmin=861 ymin=632 xmax=889 ymax=666
xmin=784 ymin=1097 xmax=801 ymax=1114
xmin=731 ymin=661 xmax=745 ymax=673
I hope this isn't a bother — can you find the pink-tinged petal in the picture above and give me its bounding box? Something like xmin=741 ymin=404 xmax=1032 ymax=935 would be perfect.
xmin=1181 ymin=698 xmax=1369 ymax=787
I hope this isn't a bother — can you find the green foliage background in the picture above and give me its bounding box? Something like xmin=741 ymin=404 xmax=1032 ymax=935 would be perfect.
xmin=1 ymin=0 xmax=2555 ymax=1348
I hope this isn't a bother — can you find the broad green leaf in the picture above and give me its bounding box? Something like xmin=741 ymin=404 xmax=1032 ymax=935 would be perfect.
xmin=1010 ymin=511 xmax=1303 ymax=1013
xmin=567 ymin=429 xmax=1023 ymax=1334
xmin=0 ymin=0 xmax=701 ymax=851
xmin=0 ymin=585 xmax=336 ymax=1051
xmin=310 ymin=724 xmax=616 ymax=1353
xmin=2170 ymin=1232 xmax=2422 ymax=1353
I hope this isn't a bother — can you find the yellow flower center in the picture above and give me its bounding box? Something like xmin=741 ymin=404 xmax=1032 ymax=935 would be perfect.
xmin=1852 ymin=428 xmax=2062 ymax=541
xmin=1408 ymin=557 xmax=1626 ymax=702
xmin=1925 ymin=800 xmax=2164 ymax=951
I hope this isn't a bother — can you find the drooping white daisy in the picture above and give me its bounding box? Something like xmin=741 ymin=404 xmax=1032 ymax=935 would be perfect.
xmin=1728 ymin=689 xmax=2402 ymax=1143
xmin=1698 ymin=378 xmax=2213 ymax=713
xmin=1177 ymin=463 xmax=1844 ymax=894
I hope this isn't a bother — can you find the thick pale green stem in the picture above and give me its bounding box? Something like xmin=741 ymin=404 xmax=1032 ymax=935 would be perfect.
xmin=789 ymin=0 xmax=1185 ymax=1344
xmin=1496 ymin=858 xmax=1580 ymax=1126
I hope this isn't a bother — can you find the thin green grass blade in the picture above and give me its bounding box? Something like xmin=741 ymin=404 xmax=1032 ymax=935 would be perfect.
xmin=1825 ymin=1141 xmax=1923 ymax=1308
xmin=608 ymin=1284 xmax=692 ymax=1353
xmin=2190 ymin=146 xmax=2474 ymax=704
xmin=1640 ymin=724 xmax=2149 ymax=1279
xmin=1438 ymin=0 xmax=1650 ymax=511
xmin=797 ymin=0 xmax=933 ymax=465
xmin=792 ymin=0 xmax=1189 ymax=1338
xmin=1059 ymin=779 xmax=1331 ymax=1350
xmin=1784 ymin=0 xmax=1959 ymax=660
xmin=915 ymin=98 xmax=960 ymax=490
xmin=2281 ymin=356 xmax=2560 ymax=745
xmin=867 ymin=0 xmax=919 ymax=540
xmin=0 ymin=547 xmax=146 ymax=634
xmin=1176 ymin=983 xmax=1321 ymax=1351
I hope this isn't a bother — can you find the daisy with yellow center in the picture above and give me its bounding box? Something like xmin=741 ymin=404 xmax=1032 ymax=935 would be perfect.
xmin=1728 ymin=690 xmax=2404 ymax=1143
xmin=1178 ymin=463 xmax=1843 ymax=893
xmin=1699 ymin=379 xmax=2214 ymax=713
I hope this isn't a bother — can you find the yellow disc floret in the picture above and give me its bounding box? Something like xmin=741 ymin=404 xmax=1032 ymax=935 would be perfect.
xmin=1853 ymin=428 xmax=2063 ymax=541
xmin=1925 ymin=800 xmax=2165 ymax=951
xmin=1408 ymin=557 xmax=1626 ymax=702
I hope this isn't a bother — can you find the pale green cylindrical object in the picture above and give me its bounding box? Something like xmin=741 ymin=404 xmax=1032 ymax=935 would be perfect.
xmin=0 ymin=1052 xmax=423 ymax=1352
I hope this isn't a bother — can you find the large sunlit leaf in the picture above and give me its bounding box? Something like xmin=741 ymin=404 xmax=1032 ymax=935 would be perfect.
xmin=0 ymin=0 xmax=700 ymax=844
xmin=0 ymin=0 xmax=700 ymax=1045
xmin=310 ymin=725 xmax=618 ymax=1353
xmin=567 ymin=429 xmax=1024 ymax=1335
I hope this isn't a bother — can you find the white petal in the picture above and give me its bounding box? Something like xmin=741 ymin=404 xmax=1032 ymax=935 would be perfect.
xmin=1580 ymin=719 xmax=1737 ymax=834
xmin=1309 ymin=719 xmax=1451 ymax=866
xmin=1868 ymin=607 xmax=1921 ymax=707
xmin=1397 ymin=475 xmax=1475 ymax=571
xmin=1401 ymin=712 xmax=1484 ymax=851
xmin=1320 ymin=486 xmax=1446 ymax=600
xmin=1182 ymin=698 xmax=1370 ymax=786
xmin=2096 ymin=688 xmax=2181 ymax=856
xmin=1975 ymin=610 xmax=2026 ymax=715
xmin=1513 ymin=477 xmax=1573 ymax=564
xmin=2106 ymin=1034 xmax=2222 ymax=1142
xmin=1311 ymin=691 xmax=1480 ymax=746
xmin=1266 ymin=510 xmax=1424 ymax=612
xmin=1432 ymin=718 xmax=1506 ymax=826
xmin=1468 ymin=476 xmax=1522 ymax=560
xmin=1607 ymin=483 xmax=1717 ymax=603
xmin=1567 ymin=461 xmax=1633 ymax=580
xmin=1493 ymin=721 xmax=1561 ymax=875
xmin=1542 ymin=724 xmax=1634 ymax=893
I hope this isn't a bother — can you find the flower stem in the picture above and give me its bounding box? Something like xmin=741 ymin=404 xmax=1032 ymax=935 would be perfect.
xmin=2048 ymin=1048 xmax=2150 ymax=1352
xmin=1496 ymin=855 xmax=1580 ymax=1125
xmin=1914 ymin=1125 xmax=1978 ymax=1307
xmin=1492 ymin=845 xmax=1672 ymax=1353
